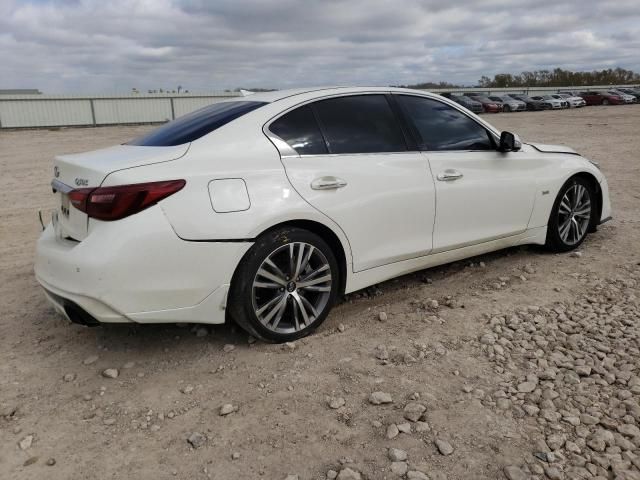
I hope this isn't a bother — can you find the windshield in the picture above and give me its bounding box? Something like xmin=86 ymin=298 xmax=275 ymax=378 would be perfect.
xmin=128 ymin=101 xmax=267 ymax=146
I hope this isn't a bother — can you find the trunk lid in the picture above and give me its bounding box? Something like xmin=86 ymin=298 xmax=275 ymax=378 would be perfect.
xmin=51 ymin=144 xmax=189 ymax=241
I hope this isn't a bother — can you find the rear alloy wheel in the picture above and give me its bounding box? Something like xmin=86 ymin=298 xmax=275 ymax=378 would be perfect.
xmin=602 ymin=99 xmax=609 ymax=105
xmin=545 ymin=177 xmax=595 ymax=252
xmin=229 ymin=227 xmax=339 ymax=343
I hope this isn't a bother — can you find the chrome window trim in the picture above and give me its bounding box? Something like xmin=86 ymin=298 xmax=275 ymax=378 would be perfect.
xmin=262 ymin=90 xmax=503 ymax=158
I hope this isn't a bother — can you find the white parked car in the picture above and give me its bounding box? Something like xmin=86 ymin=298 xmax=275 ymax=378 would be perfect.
xmin=531 ymin=95 xmax=566 ymax=109
xmin=556 ymin=93 xmax=586 ymax=108
xmin=35 ymin=87 xmax=611 ymax=342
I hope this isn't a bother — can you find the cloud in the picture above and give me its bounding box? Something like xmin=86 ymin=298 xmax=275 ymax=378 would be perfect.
xmin=0 ymin=0 xmax=638 ymax=92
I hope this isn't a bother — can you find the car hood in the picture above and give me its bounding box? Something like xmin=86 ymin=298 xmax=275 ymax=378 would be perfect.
xmin=528 ymin=143 xmax=579 ymax=155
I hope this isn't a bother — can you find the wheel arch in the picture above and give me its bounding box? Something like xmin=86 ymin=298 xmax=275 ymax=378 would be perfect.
xmin=233 ymin=219 xmax=350 ymax=297
xmin=570 ymin=172 xmax=603 ymax=232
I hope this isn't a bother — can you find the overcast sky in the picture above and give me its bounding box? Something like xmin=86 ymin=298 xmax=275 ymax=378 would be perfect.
xmin=1 ymin=0 xmax=639 ymax=93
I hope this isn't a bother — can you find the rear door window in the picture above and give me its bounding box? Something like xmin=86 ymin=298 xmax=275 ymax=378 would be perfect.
xmin=128 ymin=101 xmax=266 ymax=146
xmin=269 ymin=105 xmax=328 ymax=155
xmin=312 ymin=95 xmax=407 ymax=154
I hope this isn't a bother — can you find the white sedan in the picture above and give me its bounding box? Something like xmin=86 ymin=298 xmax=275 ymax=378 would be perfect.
xmin=556 ymin=93 xmax=586 ymax=108
xmin=35 ymin=87 xmax=611 ymax=342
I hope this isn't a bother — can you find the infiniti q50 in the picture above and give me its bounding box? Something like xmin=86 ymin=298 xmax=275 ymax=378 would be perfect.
xmin=35 ymin=87 xmax=611 ymax=342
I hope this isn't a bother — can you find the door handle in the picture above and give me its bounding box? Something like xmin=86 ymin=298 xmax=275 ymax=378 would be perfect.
xmin=437 ymin=169 xmax=464 ymax=181
xmin=310 ymin=176 xmax=348 ymax=190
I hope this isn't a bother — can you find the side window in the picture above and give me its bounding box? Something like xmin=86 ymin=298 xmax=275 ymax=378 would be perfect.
xmin=312 ymin=95 xmax=407 ymax=154
xmin=269 ymin=105 xmax=328 ymax=155
xmin=396 ymin=95 xmax=495 ymax=151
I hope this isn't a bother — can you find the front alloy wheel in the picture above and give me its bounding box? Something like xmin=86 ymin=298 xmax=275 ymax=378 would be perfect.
xmin=546 ymin=177 xmax=595 ymax=252
xmin=229 ymin=227 xmax=339 ymax=342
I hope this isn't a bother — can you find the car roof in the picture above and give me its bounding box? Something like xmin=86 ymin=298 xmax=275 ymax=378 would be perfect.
xmin=238 ymin=86 xmax=446 ymax=103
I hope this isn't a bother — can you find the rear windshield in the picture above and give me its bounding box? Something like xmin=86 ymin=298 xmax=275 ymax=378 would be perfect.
xmin=128 ymin=101 xmax=266 ymax=146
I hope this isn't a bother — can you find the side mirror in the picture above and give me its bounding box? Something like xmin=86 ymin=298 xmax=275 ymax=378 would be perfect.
xmin=499 ymin=131 xmax=522 ymax=152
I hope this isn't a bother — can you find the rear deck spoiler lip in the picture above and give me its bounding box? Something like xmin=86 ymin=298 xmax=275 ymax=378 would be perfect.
xmin=51 ymin=179 xmax=74 ymax=194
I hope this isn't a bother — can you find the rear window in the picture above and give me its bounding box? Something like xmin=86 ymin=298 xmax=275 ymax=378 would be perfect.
xmin=128 ymin=101 xmax=266 ymax=146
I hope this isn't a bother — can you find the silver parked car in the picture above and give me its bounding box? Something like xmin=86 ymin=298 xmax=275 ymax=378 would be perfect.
xmin=557 ymin=93 xmax=586 ymax=108
xmin=489 ymin=95 xmax=527 ymax=112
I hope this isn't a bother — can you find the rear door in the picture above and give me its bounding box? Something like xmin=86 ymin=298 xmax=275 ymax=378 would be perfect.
xmin=269 ymin=94 xmax=435 ymax=272
xmin=394 ymin=94 xmax=538 ymax=252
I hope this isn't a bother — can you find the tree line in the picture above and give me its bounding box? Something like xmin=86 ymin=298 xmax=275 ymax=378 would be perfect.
xmin=400 ymin=68 xmax=640 ymax=89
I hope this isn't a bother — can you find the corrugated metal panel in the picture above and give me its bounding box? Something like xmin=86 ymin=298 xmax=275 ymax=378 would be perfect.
xmin=93 ymin=98 xmax=173 ymax=125
xmin=0 ymin=99 xmax=93 ymax=128
xmin=173 ymin=97 xmax=230 ymax=117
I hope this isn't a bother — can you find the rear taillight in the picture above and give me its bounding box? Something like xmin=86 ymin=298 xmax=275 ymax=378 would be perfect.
xmin=69 ymin=180 xmax=185 ymax=221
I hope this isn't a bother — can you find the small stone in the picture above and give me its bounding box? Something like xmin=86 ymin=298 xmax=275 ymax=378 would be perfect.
xmin=379 ymin=312 xmax=388 ymax=322
xmin=232 ymin=452 xmax=240 ymax=460
xmin=369 ymin=391 xmax=393 ymax=405
xmin=544 ymin=467 xmax=561 ymax=480
xmin=388 ymin=448 xmax=407 ymax=461
xmin=328 ymin=397 xmax=346 ymax=409
xmin=407 ymin=472 xmax=429 ymax=480
xmin=326 ymin=470 xmax=338 ymax=480
xmin=220 ymin=404 xmax=235 ymax=416
xmin=103 ymin=418 xmax=116 ymax=426
xmin=569 ymin=251 xmax=583 ymax=258
xmin=83 ymin=355 xmax=99 ymax=365
xmin=62 ymin=373 xmax=76 ymax=382
xmin=390 ymin=462 xmax=408 ymax=476
xmin=336 ymin=467 xmax=361 ymax=480
xmin=403 ymin=402 xmax=427 ymax=422
xmin=503 ymin=466 xmax=527 ymax=480
xmin=101 ymin=368 xmax=119 ymax=379
xmin=337 ymin=323 xmax=346 ymax=332
xmin=46 ymin=458 xmax=56 ymax=466
xmin=194 ymin=326 xmax=208 ymax=337
xmin=19 ymin=435 xmax=33 ymax=450
xmin=435 ymin=438 xmax=454 ymax=456
xmin=517 ymin=381 xmax=536 ymax=393
xmin=23 ymin=457 xmax=38 ymax=467
xmin=397 ymin=422 xmax=411 ymax=433
xmin=283 ymin=342 xmax=296 ymax=351
xmin=180 ymin=384 xmax=194 ymax=394
xmin=415 ymin=421 xmax=430 ymax=432
xmin=480 ymin=333 xmax=496 ymax=345
xmin=618 ymin=424 xmax=640 ymax=437
xmin=386 ymin=424 xmax=400 ymax=439
xmin=223 ymin=344 xmax=235 ymax=353
xmin=187 ymin=432 xmax=206 ymax=448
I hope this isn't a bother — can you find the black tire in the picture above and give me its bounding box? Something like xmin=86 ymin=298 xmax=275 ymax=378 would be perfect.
xmin=545 ymin=177 xmax=596 ymax=252
xmin=503 ymin=105 xmax=511 ymax=113
xmin=228 ymin=227 xmax=340 ymax=343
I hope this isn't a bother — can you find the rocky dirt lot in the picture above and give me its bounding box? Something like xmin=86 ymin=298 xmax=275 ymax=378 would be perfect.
xmin=1 ymin=106 xmax=639 ymax=480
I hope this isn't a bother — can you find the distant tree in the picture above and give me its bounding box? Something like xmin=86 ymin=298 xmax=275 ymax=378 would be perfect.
xmin=478 ymin=67 xmax=640 ymax=88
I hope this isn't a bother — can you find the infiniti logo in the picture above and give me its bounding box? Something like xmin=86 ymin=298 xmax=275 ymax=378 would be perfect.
xmin=53 ymin=166 xmax=60 ymax=178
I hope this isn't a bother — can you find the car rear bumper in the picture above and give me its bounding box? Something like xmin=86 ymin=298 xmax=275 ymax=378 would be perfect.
xmin=34 ymin=205 xmax=252 ymax=325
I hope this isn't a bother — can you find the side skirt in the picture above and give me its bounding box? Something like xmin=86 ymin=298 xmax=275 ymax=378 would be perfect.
xmin=344 ymin=226 xmax=547 ymax=294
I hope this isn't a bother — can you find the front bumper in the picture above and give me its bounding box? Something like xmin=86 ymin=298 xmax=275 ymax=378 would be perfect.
xmin=35 ymin=206 xmax=252 ymax=325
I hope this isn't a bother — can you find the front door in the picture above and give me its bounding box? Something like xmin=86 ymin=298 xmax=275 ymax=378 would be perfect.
xmin=393 ymin=94 xmax=538 ymax=252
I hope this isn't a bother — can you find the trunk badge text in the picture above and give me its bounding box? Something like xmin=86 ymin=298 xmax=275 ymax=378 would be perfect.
xmin=75 ymin=178 xmax=89 ymax=186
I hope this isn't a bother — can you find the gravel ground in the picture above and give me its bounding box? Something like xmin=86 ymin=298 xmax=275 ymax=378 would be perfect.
xmin=1 ymin=106 xmax=639 ymax=480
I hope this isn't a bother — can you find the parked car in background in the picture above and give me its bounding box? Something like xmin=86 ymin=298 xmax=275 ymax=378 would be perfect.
xmin=615 ymin=87 xmax=640 ymax=101
xmin=464 ymin=94 xmax=503 ymax=113
xmin=579 ymin=91 xmax=624 ymax=106
xmin=34 ymin=86 xmax=611 ymax=342
xmin=608 ymin=90 xmax=636 ymax=104
xmin=557 ymin=93 xmax=586 ymax=108
xmin=440 ymin=93 xmax=484 ymax=114
xmin=547 ymin=94 xmax=571 ymax=108
xmin=530 ymin=95 xmax=564 ymax=109
xmin=507 ymin=94 xmax=548 ymax=111
xmin=488 ymin=95 xmax=527 ymax=112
